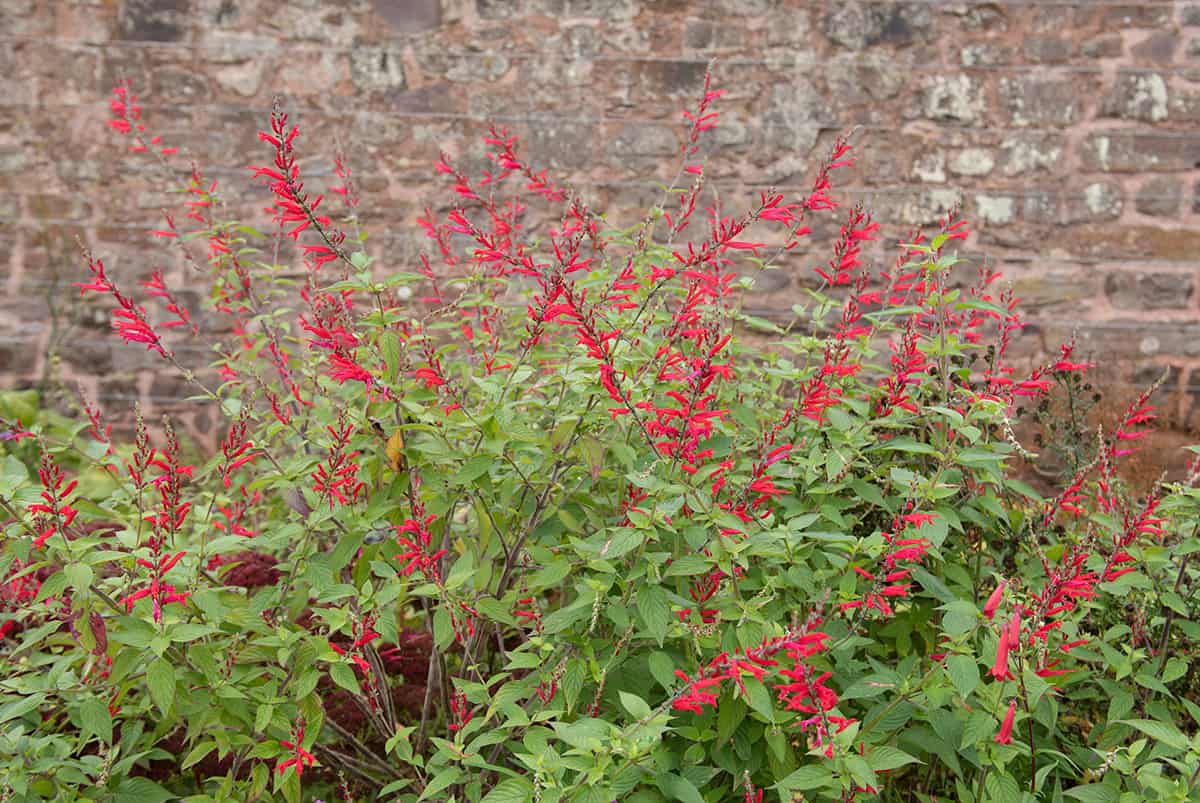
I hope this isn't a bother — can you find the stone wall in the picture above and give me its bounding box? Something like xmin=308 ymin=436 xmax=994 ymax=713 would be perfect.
xmin=3 ymin=0 xmax=1200 ymax=441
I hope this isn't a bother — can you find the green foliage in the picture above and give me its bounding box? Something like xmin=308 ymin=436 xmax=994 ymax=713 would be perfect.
xmin=1 ymin=75 xmax=1199 ymax=803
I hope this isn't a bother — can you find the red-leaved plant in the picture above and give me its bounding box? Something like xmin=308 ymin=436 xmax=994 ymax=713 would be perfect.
xmin=1 ymin=71 xmax=1199 ymax=803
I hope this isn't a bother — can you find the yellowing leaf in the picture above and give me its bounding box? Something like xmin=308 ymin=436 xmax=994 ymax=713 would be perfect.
xmin=386 ymin=430 xmax=406 ymax=472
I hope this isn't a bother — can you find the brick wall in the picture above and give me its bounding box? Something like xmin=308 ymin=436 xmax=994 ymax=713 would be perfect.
xmin=3 ymin=0 xmax=1200 ymax=443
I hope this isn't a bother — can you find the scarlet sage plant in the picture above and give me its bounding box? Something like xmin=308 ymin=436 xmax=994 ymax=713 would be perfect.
xmin=2 ymin=71 xmax=1200 ymax=803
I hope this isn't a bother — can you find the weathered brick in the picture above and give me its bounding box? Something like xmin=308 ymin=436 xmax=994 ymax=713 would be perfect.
xmin=1131 ymin=32 xmax=1179 ymax=63
xmin=1063 ymin=182 xmax=1123 ymax=223
xmin=635 ymin=60 xmax=708 ymax=96
xmin=1010 ymin=270 xmax=1101 ymax=312
xmin=1096 ymin=5 xmax=1171 ymax=28
xmin=118 ymin=0 xmax=190 ymax=42
xmin=1081 ymin=131 xmax=1200 ymax=173
xmin=1023 ymin=190 xmax=1058 ymax=222
xmin=608 ymin=123 xmax=677 ymax=164
xmin=1105 ymin=272 xmax=1196 ymax=310
xmin=1023 ymin=36 xmax=1071 ymax=63
xmin=1001 ymin=76 xmax=1082 ymax=126
xmin=973 ymin=193 xmax=1016 ymax=225
xmin=1135 ymin=177 xmax=1183 ymax=217
xmin=949 ymin=148 xmax=995 ymax=177
xmin=1102 ymin=70 xmax=1169 ymax=122
xmin=759 ymin=80 xmax=828 ymax=158
xmin=6 ymin=0 xmax=1200 ymax=409
xmin=535 ymin=0 xmax=638 ymax=20
xmin=372 ymin=0 xmax=442 ymax=33
xmin=911 ymin=152 xmax=945 ymax=183
xmin=919 ymin=74 xmax=984 ymax=123
xmin=1000 ymin=134 xmax=1063 ymax=176
xmin=960 ymin=42 xmax=1013 ymax=67
xmin=476 ymin=0 xmax=524 ymax=19
xmin=1081 ymin=34 xmax=1123 ymax=59
xmin=822 ymin=1 xmax=933 ymax=50
xmin=351 ymin=48 xmax=407 ymax=92
xmin=1062 ymin=225 xmax=1200 ymax=260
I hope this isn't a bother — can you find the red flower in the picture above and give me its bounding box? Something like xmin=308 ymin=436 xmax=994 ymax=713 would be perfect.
xmin=28 ymin=452 xmax=79 ymax=549
xmin=983 ymin=579 xmax=1006 ymax=620
xmin=311 ymin=419 xmax=365 ymax=509
xmin=990 ymin=630 xmax=1012 ymax=681
xmin=276 ymin=720 xmax=318 ymax=778
xmin=994 ymin=699 xmax=1017 ymax=744
xmin=76 ymin=253 xmax=171 ymax=358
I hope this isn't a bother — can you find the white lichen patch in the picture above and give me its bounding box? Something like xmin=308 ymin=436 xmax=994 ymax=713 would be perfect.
xmin=975 ymin=194 xmax=1015 ymax=225
xmin=1127 ymin=73 xmax=1169 ymax=122
xmin=922 ymin=75 xmax=983 ymax=123
xmin=912 ymin=152 xmax=946 ymax=183
xmin=950 ymin=148 xmax=995 ymax=177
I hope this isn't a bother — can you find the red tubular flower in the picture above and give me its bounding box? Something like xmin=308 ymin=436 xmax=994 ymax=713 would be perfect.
xmin=107 ymin=80 xmax=177 ymax=156
xmin=448 ymin=689 xmax=475 ymax=732
xmin=878 ymin=318 xmax=930 ymax=416
xmin=1007 ymin=609 xmax=1022 ymax=647
xmin=0 ymin=417 xmax=34 ymax=443
xmin=76 ymin=253 xmax=170 ymax=358
xmin=124 ymin=421 xmax=192 ymax=623
xmin=671 ymin=625 xmax=841 ymax=745
xmin=983 ymin=579 xmax=1006 ymax=620
xmin=990 ymin=630 xmax=1012 ymax=681
xmin=141 ymin=269 xmax=198 ymax=335
xmin=213 ymin=492 xmax=260 ymax=539
xmin=219 ymin=413 xmax=258 ymax=490
xmin=394 ymin=482 xmax=446 ymax=580
xmin=311 ymin=418 xmax=365 ymax=509
xmin=276 ymin=720 xmax=318 ymax=778
xmin=28 ymin=452 xmax=79 ymax=549
xmin=250 ymin=106 xmax=346 ymax=269
xmin=78 ymin=389 xmax=112 ymax=455
xmin=814 ymin=205 xmax=878 ymax=286
xmin=994 ymin=699 xmax=1017 ymax=744
xmin=513 ymin=596 xmax=543 ymax=633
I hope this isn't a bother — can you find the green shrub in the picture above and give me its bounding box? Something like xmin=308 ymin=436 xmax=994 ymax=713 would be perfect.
xmin=1 ymin=74 xmax=1198 ymax=803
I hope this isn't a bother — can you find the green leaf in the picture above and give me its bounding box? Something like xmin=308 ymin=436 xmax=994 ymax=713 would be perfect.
xmin=664 ymin=555 xmax=711 ymax=577
xmin=181 ymin=740 xmax=217 ymax=770
xmin=867 ymin=745 xmax=921 ymax=772
xmin=636 ymin=584 xmax=670 ymax=646
xmin=34 ymin=570 xmax=68 ymax=603
xmin=985 ymin=773 xmax=1023 ymax=803
xmin=1063 ymin=783 xmax=1119 ymax=803
xmin=945 ymin=654 xmax=979 ymax=700
xmin=844 ymin=756 xmax=877 ymax=793
xmin=656 ymin=772 xmax=705 ymax=803
xmin=554 ymin=718 xmax=610 ymax=751
xmin=480 ymin=777 xmax=535 ymax=803
xmin=774 ymin=764 xmax=833 ymax=792
xmin=941 ymin=600 xmax=979 ymax=637
xmin=910 ymin=566 xmax=955 ymax=604
xmin=433 ymin=607 xmax=455 ymax=649
xmin=329 ymin=662 xmax=361 ymax=695
xmin=619 ymin=690 xmax=653 ymax=721
xmin=114 ymin=778 xmax=175 ymax=803
xmin=77 ymin=696 xmax=113 ymax=745
xmin=64 ymin=562 xmax=94 ymax=593
xmin=561 ymin=659 xmax=585 ymax=713
xmin=418 ymin=768 xmax=464 ymax=801
xmin=454 ymin=455 xmax=494 ymax=485
xmin=1114 ymin=718 xmax=1189 ymax=751
xmin=146 ymin=657 xmax=176 ymax=716
xmin=874 ymin=438 xmax=938 ymax=455
xmin=743 ymin=676 xmax=775 ymax=723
